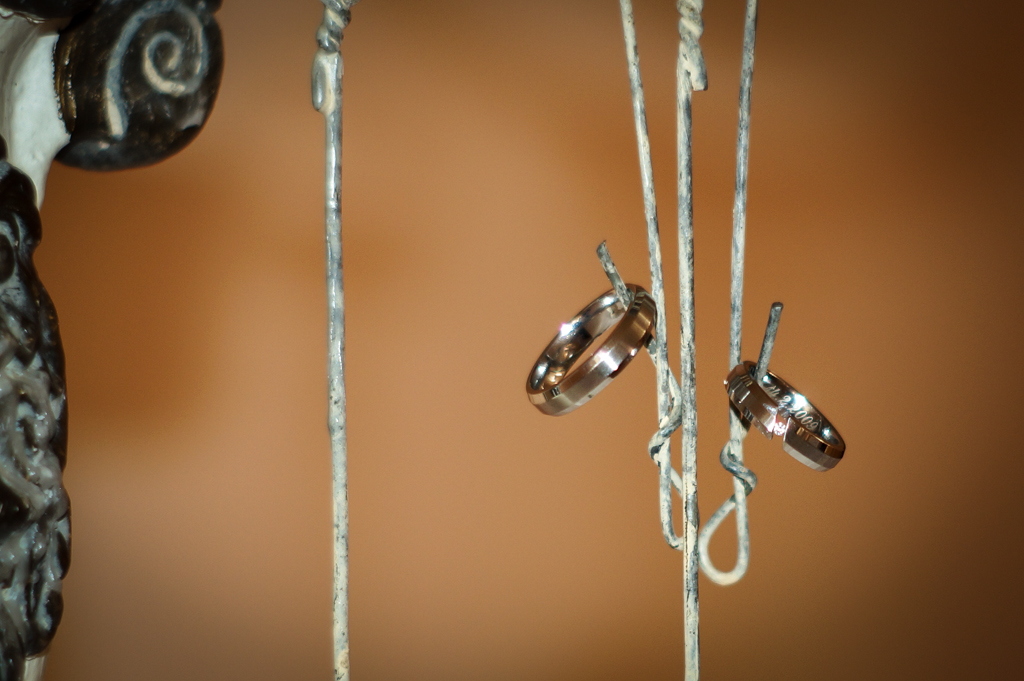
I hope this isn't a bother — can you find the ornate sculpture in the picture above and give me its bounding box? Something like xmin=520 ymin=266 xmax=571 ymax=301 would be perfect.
xmin=0 ymin=1 xmax=94 ymax=20
xmin=0 ymin=1 xmax=223 ymax=678
xmin=55 ymin=0 xmax=223 ymax=170
xmin=0 ymin=141 xmax=68 ymax=681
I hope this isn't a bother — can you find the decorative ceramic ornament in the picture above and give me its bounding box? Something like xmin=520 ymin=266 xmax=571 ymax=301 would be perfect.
xmin=55 ymin=0 xmax=224 ymax=170
xmin=0 ymin=1 xmax=96 ymax=21
xmin=0 ymin=2 xmax=223 ymax=678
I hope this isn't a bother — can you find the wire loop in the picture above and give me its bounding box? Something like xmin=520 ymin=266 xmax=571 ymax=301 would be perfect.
xmin=699 ymin=301 xmax=781 ymax=586
xmin=692 ymin=0 xmax=762 ymax=589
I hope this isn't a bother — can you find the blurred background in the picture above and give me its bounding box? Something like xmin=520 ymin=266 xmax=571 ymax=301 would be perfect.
xmin=37 ymin=0 xmax=1023 ymax=679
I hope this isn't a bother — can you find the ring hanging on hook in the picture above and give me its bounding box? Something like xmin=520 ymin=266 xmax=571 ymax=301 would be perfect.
xmin=727 ymin=361 xmax=846 ymax=471
xmin=597 ymin=242 xmax=688 ymax=550
xmin=526 ymin=284 xmax=656 ymax=417
xmin=698 ymin=302 xmax=780 ymax=586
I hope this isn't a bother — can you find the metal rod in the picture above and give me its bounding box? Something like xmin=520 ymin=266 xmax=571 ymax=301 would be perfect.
xmin=618 ymin=0 xmax=708 ymax=675
xmin=697 ymin=303 xmax=776 ymax=583
xmin=755 ymin=302 xmax=783 ymax=381
xmin=313 ymin=1 xmax=358 ymax=679
xmin=676 ymin=1 xmax=707 ymax=677
xmin=617 ymin=0 xmax=672 ymax=427
xmin=696 ymin=0 xmax=760 ymax=588
xmin=697 ymin=0 xmax=760 ymax=588
xmin=728 ymin=1 xmax=758 ymax=372
xmin=596 ymin=241 xmax=632 ymax=307
xmin=595 ymin=244 xmax=688 ymax=504
xmin=617 ymin=0 xmax=687 ymax=557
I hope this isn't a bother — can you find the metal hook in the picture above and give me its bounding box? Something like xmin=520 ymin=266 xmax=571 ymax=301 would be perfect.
xmin=697 ymin=303 xmax=780 ymax=585
xmin=597 ymin=242 xmax=687 ymax=549
xmin=692 ymin=0 xmax=761 ymax=588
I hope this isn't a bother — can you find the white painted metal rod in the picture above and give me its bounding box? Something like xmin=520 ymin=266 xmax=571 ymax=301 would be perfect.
xmin=755 ymin=302 xmax=783 ymax=381
xmin=596 ymin=241 xmax=632 ymax=307
xmin=313 ymin=1 xmax=359 ymax=679
xmin=676 ymin=1 xmax=707 ymax=677
xmin=698 ymin=303 xmax=778 ymax=584
xmin=617 ymin=0 xmax=674 ymax=434
xmin=617 ymin=1 xmax=706 ymax=678
xmin=617 ymin=0 xmax=687 ymax=556
xmin=595 ymin=244 xmax=685 ymax=506
xmin=696 ymin=0 xmax=762 ymax=588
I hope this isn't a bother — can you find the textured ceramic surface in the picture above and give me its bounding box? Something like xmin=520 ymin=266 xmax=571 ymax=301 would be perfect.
xmin=0 ymin=2 xmax=222 ymax=679
xmin=0 ymin=15 xmax=69 ymax=205
xmin=0 ymin=140 xmax=69 ymax=681
xmin=0 ymin=1 xmax=95 ymax=20
xmin=55 ymin=0 xmax=223 ymax=170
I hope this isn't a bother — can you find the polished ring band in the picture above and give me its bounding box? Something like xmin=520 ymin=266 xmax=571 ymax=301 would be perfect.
xmin=725 ymin=361 xmax=845 ymax=471
xmin=527 ymin=285 xmax=656 ymax=416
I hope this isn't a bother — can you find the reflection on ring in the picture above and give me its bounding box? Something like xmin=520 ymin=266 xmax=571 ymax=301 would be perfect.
xmin=527 ymin=285 xmax=656 ymax=416
xmin=725 ymin=361 xmax=845 ymax=471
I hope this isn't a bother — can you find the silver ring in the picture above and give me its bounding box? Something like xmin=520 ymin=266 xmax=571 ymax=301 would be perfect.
xmin=527 ymin=285 xmax=656 ymax=416
xmin=725 ymin=361 xmax=845 ymax=471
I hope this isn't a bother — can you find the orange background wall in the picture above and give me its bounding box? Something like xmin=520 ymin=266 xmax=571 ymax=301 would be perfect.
xmin=38 ymin=1 xmax=1023 ymax=679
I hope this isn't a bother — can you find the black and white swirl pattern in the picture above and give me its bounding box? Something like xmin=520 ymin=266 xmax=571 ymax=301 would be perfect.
xmin=55 ymin=0 xmax=223 ymax=170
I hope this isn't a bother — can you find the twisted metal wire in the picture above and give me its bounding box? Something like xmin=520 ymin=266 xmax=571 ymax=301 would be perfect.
xmin=596 ymin=241 xmax=632 ymax=307
xmin=675 ymin=2 xmax=707 ymax=677
xmin=697 ymin=304 xmax=780 ymax=584
xmin=696 ymin=0 xmax=763 ymax=587
xmin=316 ymin=0 xmax=355 ymax=53
xmin=617 ymin=0 xmax=685 ymax=553
xmin=616 ymin=1 xmax=706 ymax=678
xmin=596 ymin=243 xmax=686 ymax=517
xmin=313 ymin=1 xmax=359 ymax=678
xmin=677 ymin=0 xmax=708 ymax=91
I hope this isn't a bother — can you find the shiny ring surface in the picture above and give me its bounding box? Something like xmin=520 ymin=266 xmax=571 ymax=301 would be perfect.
xmin=527 ymin=285 xmax=656 ymax=416
xmin=725 ymin=361 xmax=845 ymax=471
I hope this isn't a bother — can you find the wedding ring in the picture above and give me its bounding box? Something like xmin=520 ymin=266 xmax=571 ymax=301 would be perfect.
xmin=725 ymin=362 xmax=785 ymax=438
xmin=527 ymin=285 xmax=656 ymax=416
xmin=725 ymin=361 xmax=845 ymax=471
